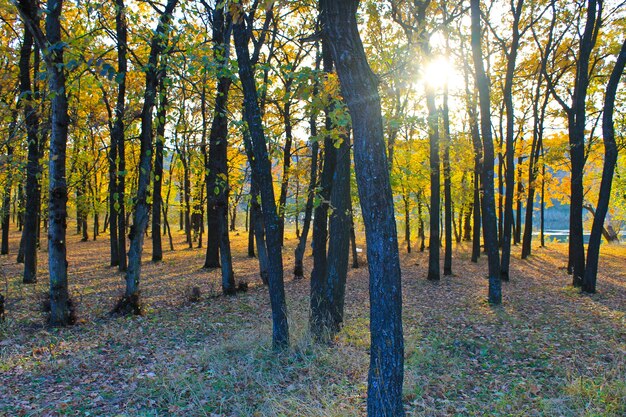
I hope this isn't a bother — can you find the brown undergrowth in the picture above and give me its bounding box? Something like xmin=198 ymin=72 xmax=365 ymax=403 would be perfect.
xmin=0 ymin=226 xmax=624 ymax=416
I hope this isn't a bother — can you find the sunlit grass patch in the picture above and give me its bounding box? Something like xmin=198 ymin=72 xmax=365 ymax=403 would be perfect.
xmin=135 ymin=323 xmax=367 ymax=416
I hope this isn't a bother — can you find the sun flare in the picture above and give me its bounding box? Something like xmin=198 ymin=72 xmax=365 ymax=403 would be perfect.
xmin=421 ymin=56 xmax=461 ymax=90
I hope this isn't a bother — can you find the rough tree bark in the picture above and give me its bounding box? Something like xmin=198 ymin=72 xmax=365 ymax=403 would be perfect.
xmin=204 ymin=5 xmax=235 ymax=293
xmin=152 ymin=76 xmax=167 ymax=262
xmin=500 ymin=0 xmax=523 ymax=281
xmin=583 ymin=38 xmax=626 ymax=293
xmin=471 ymin=0 xmax=502 ymax=305
xmin=18 ymin=0 xmax=73 ymax=325
xmin=17 ymin=8 xmax=40 ymax=283
xmin=113 ymin=0 xmax=128 ymax=272
xmin=233 ymin=9 xmax=289 ymax=348
xmin=118 ymin=0 xmax=178 ymax=314
xmin=320 ymin=1 xmax=405 ymax=415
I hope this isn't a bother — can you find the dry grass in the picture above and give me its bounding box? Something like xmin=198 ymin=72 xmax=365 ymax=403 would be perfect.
xmin=0 ymin=224 xmax=624 ymax=416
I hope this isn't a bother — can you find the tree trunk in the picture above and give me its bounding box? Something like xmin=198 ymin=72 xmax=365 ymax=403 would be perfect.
xmin=583 ymin=39 xmax=625 ymax=292
xmin=325 ymin=130 xmax=351 ymax=335
xmin=293 ymin=116 xmax=319 ymax=278
xmin=233 ymin=11 xmax=289 ymax=349
xmin=120 ymin=0 xmax=178 ymax=314
xmin=442 ymin=84 xmax=453 ymax=276
xmin=320 ymin=2 xmax=404 ymax=415
xmin=2 ymin=114 xmax=16 ymax=255
xmin=471 ymin=0 xmax=502 ymax=305
xmin=349 ymin=198 xmax=359 ymax=268
xmin=500 ymin=0 xmax=523 ymax=281
xmin=310 ymin=38 xmax=336 ymax=338
xmin=23 ymin=0 xmax=73 ymax=325
xmin=114 ymin=0 xmax=128 ymax=273
xmin=277 ymin=80 xmax=294 ymax=245
xmin=17 ymin=16 xmax=40 ymax=284
xmin=204 ymin=6 xmax=235 ymax=293
xmin=152 ymin=76 xmax=167 ymax=262
xmin=425 ymin=61 xmax=440 ymax=282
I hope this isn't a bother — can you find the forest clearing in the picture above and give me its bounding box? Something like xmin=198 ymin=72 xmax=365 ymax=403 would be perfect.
xmin=1 ymin=229 xmax=624 ymax=416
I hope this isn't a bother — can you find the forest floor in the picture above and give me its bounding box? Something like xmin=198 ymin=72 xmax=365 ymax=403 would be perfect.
xmin=0 ymin=225 xmax=625 ymax=416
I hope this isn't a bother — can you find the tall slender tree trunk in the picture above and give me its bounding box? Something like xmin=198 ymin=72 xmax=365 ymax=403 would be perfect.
xmin=17 ymin=0 xmax=73 ymax=325
xmin=443 ymin=84 xmax=453 ymax=276
xmin=2 ymin=114 xmax=16 ymax=255
xmin=425 ymin=62 xmax=440 ymax=282
xmin=152 ymin=76 xmax=167 ymax=262
xmin=294 ymin=120 xmax=319 ymax=278
xmin=278 ymin=80 xmax=294 ymax=245
xmin=321 ymin=2 xmax=404 ymax=415
xmin=233 ymin=11 xmax=289 ymax=349
xmin=294 ymin=49 xmax=321 ymax=278
xmin=310 ymin=38 xmax=336 ymax=338
xmin=325 ymin=130 xmax=351 ymax=335
xmin=17 ymin=15 xmax=40 ymax=283
xmin=120 ymin=0 xmax=178 ymax=314
xmin=583 ymin=39 xmax=626 ymax=293
xmin=204 ymin=6 xmax=235 ymax=293
xmin=471 ymin=0 xmax=502 ymax=305
xmin=500 ymin=0 xmax=523 ymax=281
xmin=114 ymin=0 xmax=128 ymax=273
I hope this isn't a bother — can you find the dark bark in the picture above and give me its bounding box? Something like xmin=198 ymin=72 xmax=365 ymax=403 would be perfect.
xmin=514 ymin=158 xmax=523 ymax=245
xmin=1 ymin=113 xmax=17 ymax=255
xmin=18 ymin=0 xmax=73 ymax=325
xmin=349 ymin=198 xmax=359 ymax=268
xmin=522 ymin=68 xmax=549 ymax=259
xmin=425 ymin=66 xmax=440 ymax=282
xmin=325 ymin=130 xmax=351 ymax=334
xmin=17 ymin=12 xmax=40 ymax=283
xmin=277 ymin=79 xmax=294 ymax=245
xmin=121 ymin=0 xmax=178 ymax=314
xmin=249 ymin=174 xmax=269 ymax=283
xmin=310 ymin=38 xmax=336 ymax=338
xmin=204 ymin=6 xmax=235 ymax=293
xmin=584 ymin=39 xmax=626 ymax=293
xmin=403 ymin=195 xmax=411 ymax=253
xmin=471 ymin=0 xmax=501 ymax=305
xmin=152 ymin=76 xmax=167 ymax=262
xmin=442 ymin=84 xmax=453 ymax=276
xmin=320 ymin=2 xmax=404 ymax=415
xmin=568 ymin=0 xmax=601 ymax=286
xmin=233 ymin=11 xmax=289 ymax=348
xmin=293 ymin=115 xmax=319 ymax=278
xmin=500 ymin=0 xmax=523 ymax=282
xmin=418 ymin=194 xmax=425 ymax=252
xmin=113 ymin=0 xmax=128 ymax=272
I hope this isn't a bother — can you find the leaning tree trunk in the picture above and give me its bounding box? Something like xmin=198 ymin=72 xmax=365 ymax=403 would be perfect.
xmin=120 ymin=0 xmax=178 ymax=314
xmin=320 ymin=1 xmax=405 ymax=415
xmin=233 ymin=12 xmax=289 ymax=349
xmin=293 ymin=125 xmax=319 ymax=278
xmin=583 ymin=38 xmax=626 ymax=293
xmin=277 ymin=80 xmax=294 ymax=245
xmin=471 ymin=0 xmax=502 ymax=305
